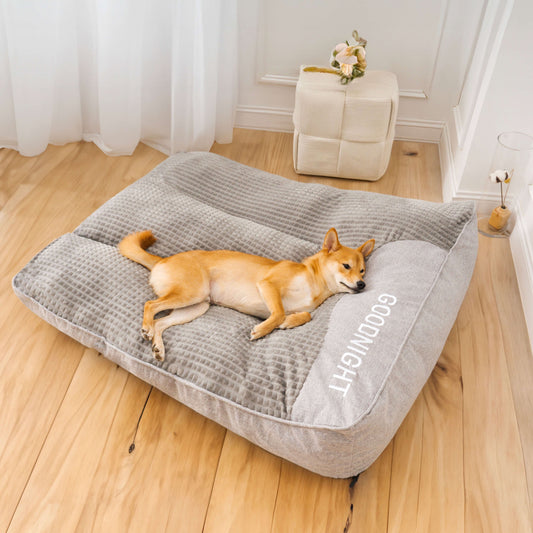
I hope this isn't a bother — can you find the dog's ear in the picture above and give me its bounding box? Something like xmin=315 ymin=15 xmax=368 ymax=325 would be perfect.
xmin=323 ymin=228 xmax=341 ymax=253
xmin=358 ymin=239 xmax=375 ymax=258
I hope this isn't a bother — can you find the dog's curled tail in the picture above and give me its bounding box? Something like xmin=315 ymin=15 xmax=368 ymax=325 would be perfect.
xmin=118 ymin=230 xmax=162 ymax=270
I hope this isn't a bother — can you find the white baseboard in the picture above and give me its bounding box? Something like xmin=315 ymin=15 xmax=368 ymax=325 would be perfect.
xmin=439 ymin=122 xmax=533 ymax=353
xmin=235 ymin=105 xmax=294 ymax=133
xmin=394 ymin=118 xmax=444 ymax=143
xmin=235 ymin=104 xmax=444 ymax=142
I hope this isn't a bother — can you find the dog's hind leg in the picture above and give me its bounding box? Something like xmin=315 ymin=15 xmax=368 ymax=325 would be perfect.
xmin=142 ymin=291 xmax=208 ymax=342
xmin=151 ymin=301 xmax=210 ymax=361
xmin=143 ymin=256 xmax=209 ymax=341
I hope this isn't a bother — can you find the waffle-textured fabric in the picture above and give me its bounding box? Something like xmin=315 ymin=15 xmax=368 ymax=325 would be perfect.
xmin=12 ymin=152 xmax=478 ymax=477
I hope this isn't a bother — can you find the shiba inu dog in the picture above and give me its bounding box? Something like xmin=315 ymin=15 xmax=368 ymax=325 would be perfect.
xmin=119 ymin=228 xmax=375 ymax=361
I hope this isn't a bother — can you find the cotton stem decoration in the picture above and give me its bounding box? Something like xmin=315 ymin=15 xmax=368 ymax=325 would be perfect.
xmin=304 ymin=30 xmax=367 ymax=84
xmin=488 ymin=169 xmax=513 ymax=231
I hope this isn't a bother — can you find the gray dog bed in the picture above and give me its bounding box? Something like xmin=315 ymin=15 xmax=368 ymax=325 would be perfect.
xmin=13 ymin=152 xmax=477 ymax=478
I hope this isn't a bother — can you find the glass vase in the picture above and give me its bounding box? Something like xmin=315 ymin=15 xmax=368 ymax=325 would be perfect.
xmin=478 ymin=131 xmax=533 ymax=238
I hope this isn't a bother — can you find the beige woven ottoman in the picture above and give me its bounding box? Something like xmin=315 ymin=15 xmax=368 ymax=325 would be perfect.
xmin=293 ymin=68 xmax=398 ymax=181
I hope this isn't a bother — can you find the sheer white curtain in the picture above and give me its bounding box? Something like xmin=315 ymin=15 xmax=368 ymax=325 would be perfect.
xmin=0 ymin=0 xmax=237 ymax=157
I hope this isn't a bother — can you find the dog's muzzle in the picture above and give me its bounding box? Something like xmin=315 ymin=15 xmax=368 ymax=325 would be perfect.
xmin=342 ymin=281 xmax=366 ymax=293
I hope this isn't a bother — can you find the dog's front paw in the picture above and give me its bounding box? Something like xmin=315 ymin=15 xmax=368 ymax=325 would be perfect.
xmin=152 ymin=342 xmax=165 ymax=362
xmin=250 ymin=325 xmax=266 ymax=341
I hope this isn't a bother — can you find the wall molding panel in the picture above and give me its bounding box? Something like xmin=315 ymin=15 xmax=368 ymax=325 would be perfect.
xmin=237 ymin=0 xmax=487 ymax=142
xmin=255 ymin=0 xmax=450 ymax=102
xmin=453 ymin=0 xmax=515 ymax=150
xmin=258 ymin=73 xmax=429 ymax=100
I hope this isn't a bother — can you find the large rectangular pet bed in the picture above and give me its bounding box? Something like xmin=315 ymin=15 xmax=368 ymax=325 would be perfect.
xmin=13 ymin=152 xmax=477 ymax=478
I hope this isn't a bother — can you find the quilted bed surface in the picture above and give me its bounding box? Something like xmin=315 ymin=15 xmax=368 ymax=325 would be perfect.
xmin=13 ymin=152 xmax=478 ymax=477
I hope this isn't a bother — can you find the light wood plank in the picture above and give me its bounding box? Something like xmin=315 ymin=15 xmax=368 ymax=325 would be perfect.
xmin=0 ymin=146 xmax=107 ymax=531
xmin=76 ymin=379 xmax=226 ymax=533
xmin=416 ymin=325 xmax=464 ymax=533
xmin=212 ymin=129 xmax=297 ymax=179
xmin=0 ymin=142 xmax=171 ymax=531
xmin=270 ymin=462 xmax=352 ymax=533
xmin=7 ymin=349 xmax=129 ymax=533
xmin=203 ymin=432 xmax=281 ymax=533
xmin=489 ymin=238 xmax=533 ymax=520
xmin=387 ymin=395 xmax=425 ymax=532
xmin=388 ymin=324 xmax=465 ymax=533
xmin=349 ymin=442 xmax=393 ymax=533
xmin=0 ymin=143 xmax=79 ymax=210
xmin=0 ymin=324 xmax=85 ymax=532
xmin=459 ymin=238 xmax=531 ymax=533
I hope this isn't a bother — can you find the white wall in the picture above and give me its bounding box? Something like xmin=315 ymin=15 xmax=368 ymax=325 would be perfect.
xmin=440 ymin=0 xmax=533 ymax=350
xmin=457 ymin=1 xmax=533 ymax=193
xmin=236 ymin=0 xmax=485 ymax=142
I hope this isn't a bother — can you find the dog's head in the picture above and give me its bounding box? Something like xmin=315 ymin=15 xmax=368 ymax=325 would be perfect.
xmin=320 ymin=228 xmax=375 ymax=294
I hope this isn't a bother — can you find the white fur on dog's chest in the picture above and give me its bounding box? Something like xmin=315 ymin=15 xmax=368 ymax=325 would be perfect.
xmin=282 ymin=274 xmax=315 ymax=313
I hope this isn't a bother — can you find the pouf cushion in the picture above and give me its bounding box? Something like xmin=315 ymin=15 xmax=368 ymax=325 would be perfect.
xmin=293 ymin=69 xmax=398 ymax=181
xmin=13 ymin=152 xmax=477 ymax=478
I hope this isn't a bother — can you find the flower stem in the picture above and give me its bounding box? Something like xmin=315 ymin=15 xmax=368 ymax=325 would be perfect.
xmin=303 ymin=67 xmax=341 ymax=75
xmin=502 ymin=169 xmax=514 ymax=207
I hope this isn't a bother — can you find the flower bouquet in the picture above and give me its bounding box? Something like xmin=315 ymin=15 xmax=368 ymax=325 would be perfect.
xmin=304 ymin=30 xmax=368 ymax=84
xmin=488 ymin=169 xmax=513 ymax=231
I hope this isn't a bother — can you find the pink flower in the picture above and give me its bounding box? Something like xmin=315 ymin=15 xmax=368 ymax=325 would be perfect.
xmin=335 ymin=43 xmax=348 ymax=53
xmin=336 ymin=46 xmax=358 ymax=65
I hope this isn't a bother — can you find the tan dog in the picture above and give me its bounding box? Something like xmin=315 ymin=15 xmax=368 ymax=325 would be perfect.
xmin=119 ymin=229 xmax=374 ymax=361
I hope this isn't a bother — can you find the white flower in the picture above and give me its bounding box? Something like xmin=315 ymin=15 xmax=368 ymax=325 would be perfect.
xmin=489 ymin=169 xmax=509 ymax=183
xmin=340 ymin=63 xmax=353 ymax=76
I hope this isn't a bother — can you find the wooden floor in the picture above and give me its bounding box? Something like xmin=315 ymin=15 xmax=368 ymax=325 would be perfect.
xmin=1 ymin=130 xmax=532 ymax=532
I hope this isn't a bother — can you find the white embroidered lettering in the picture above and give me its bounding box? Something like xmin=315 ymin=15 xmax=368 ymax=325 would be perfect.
xmin=372 ymin=304 xmax=391 ymax=316
xmin=366 ymin=314 xmax=385 ymax=326
xmin=334 ymin=364 xmax=357 ymax=381
xmin=358 ymin=323 xmax=379 ymax=337
xmin=329 ymin=293 xmax=397 ymax=397
xmin=329 ymin=383 xmax=351 ymax=396
xmin=347 ymin=333 xmax=373 ymax=352
xmin=378 ymin=293 xmax=397 ymax=305
xmin=341 ymin=352 xmax=362 ymax=368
